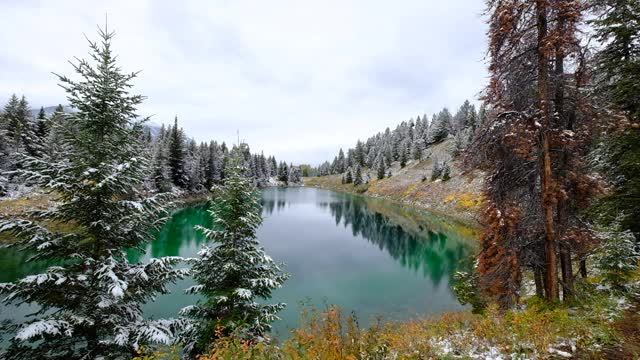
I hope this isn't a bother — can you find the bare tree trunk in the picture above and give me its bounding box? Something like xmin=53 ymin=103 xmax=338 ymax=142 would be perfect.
xmin=580 ymin=259 xmax=587 ymax=278
xmin=537 ymin=0 xmax=559 ymax=302
xmin=553 ymin=7 xmax=574 ymax=302
xmin=559 ymin=245 xmax=573 ymax=300
xmin=534 ymin=267 xmax=545 ymax=298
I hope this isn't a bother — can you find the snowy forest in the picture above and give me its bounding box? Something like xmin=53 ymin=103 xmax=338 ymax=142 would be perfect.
xmin=314 ymin=100 xmax=482 ymax=183
xmin=0 ymin=0 xmax=639 ymax=358
xmin=0 ymin=99 xmax=302 ymax=199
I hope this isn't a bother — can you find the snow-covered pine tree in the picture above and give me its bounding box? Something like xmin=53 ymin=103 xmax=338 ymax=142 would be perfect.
xmin=43 ymin=104 xmax=67 ymax=162
xmin=430 ymin=108 xmax=451 ymax=144
xmin=345 ymin=166 xmax=353 ymax=184
xmin=353 ymin=164 xmax=363 ymax=186
xmin=399 ymin=147 xmax=407 ymax=168
xmin=35 ymin=107 xmax=49 ymax=141
xmin=376 ymin=156 xmax=386 ymax=180
xmin=184 ymin=138 xmax=203 ymax=192
xmin=152 ymin=138 xmax=171 ymax=192
xmin=0 ymin=27 xmax=187 ymax=359
xmin=168 ymin=116 xmax=187 ymax=188
xmin=2 ymin=94 xmax=23 ymax=154
xmin=442 ymin=162 xmax=451 ymax=181
xmin=411 ymin=138 xmax=425 ymax=160
xmin=336 ymin=148 xmax=346 ymax=173
xmin=287 ymin=165 xmax=302 ymax=185
xmin=431 ymin=158 xmax=443 ymax=181
xmin=277 ymin=161 xmax=288 ymax=183
xmin=16 ymin=96 xmax=41 ymax=158
xmin=180 ymin=157 xmax=288 ymax=355
xmin=269 ymin=156 xmax=278 ymax=178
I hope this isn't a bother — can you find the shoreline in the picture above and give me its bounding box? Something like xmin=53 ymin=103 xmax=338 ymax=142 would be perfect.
xmin=303 ymin=177 xmax=482 ymax=230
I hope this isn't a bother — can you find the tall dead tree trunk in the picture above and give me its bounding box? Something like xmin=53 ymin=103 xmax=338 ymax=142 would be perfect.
xmin=537 ymin=0 xmax=559 ymax=302
xmin=553 ymin=4 xmax=574 ymax=302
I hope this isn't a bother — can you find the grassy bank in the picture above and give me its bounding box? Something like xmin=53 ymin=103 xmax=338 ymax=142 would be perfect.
xmin=0 ymin=191 xmax=210 ymax=243
xmin=304 ymin=170 xmax=483 ymax=228
xmin=155 ymin=279 xmax=638 ymax=359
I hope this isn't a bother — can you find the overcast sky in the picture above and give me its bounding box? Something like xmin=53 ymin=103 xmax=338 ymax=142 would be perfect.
xmin=0 ymin=1 xmax=488 ymax=165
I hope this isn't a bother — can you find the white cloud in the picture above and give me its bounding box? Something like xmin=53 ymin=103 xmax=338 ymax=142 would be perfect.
xmin=0 ymin=0 xmax=488 ymax=164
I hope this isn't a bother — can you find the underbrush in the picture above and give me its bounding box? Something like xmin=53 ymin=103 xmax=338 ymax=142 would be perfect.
xmin=193 ymin=290 xmax=626 ymax=360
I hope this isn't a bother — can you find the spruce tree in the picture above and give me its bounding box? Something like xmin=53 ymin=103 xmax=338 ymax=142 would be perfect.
xmin=35 ymin=106 xmax=49 ymax=140
xmin=16 ymin=96 xmax=41 ymax=157
xmin=399 ymin=148 xmax=407 ymax=168
xmin=376 ymin=156 xmax=386 ymax=180
xmin=152 ymin=140 xmax=171 ymax=192
xmin=442 ymin=162 xmax=451 ymax=181
xmin=3 ymin=94 xmax=22 ymax=153
xmin=430 ymin=108 xmax=451 ymax=143
xmin=43 ymin=105 xmax=66 ymax=161
xmin=168 ymin=116 xmax=187 ymax=188
xmin=353 ymin=164 xmax=363 ymax=186
xmin=336 ymin=149 xmax=346 ymax=173
xmin=589 ymin=0 xmax=640 ymax=238
xmin=0 ymin=27 xmax=187 ymax=359
xmin=181 ymin=159 xmax=288 ymax=355
xmin=345 ymin=167 xmax=353 ymax=184
xmin=277 ymin=161 xmax=288 ymax=183
xmin=287 ymin=165 xmax=302 ymax=185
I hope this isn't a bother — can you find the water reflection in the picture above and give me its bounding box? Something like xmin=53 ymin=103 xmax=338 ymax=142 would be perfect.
xmin=262 ymin=189 xmax=474 ymax=286
xmin=0 ymin=187 xmax=477 ymax=342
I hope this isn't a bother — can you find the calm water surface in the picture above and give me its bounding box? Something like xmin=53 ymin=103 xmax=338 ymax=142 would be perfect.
xmin=0 ymin=187 xmax=477 ymax=339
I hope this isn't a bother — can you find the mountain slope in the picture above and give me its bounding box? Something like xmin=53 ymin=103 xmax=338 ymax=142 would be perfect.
xmin=306 ymin=139 xmax=484 ymax=224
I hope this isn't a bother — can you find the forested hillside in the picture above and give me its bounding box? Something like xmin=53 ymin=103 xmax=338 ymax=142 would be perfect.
xmin=315 ymin=99 xmax=483 ymax=182
xmin=0 ymin=99 xmax=302 ymax=200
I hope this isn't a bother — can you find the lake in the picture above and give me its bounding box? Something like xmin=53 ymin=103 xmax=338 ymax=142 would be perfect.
xmin=0 ymin=187 xmax=478 ymax=340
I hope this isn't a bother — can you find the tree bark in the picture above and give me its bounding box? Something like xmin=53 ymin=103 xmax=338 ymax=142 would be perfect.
xmin=537 ymin=0 xmax=559 ymax=302
xmin=553 ymin=5 xmax=574 ymax=302
xmin=580 ymin=259 xmax=587 ymax=278
xmin=534 ymin=267 xmax=545 ymax=298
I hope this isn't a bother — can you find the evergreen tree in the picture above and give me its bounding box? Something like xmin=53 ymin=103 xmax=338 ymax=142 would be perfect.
xmin=277 ymin=161 xmax=289 ymax=183
xmin=399 ymin=148 xmax=407 ymax=168
xmin=287 ymin=165 xmax=302 ymax=185
xmin=376 ymin=156 xmax=386 ymax=180
xmin=35 ymin=106 xmax=49 ymax=140
xmin=17 ymin=96 xmax=41 ymax=157
xmin=336 ymin=149 xmax=346 ymax=173
xmin=152 ymin=140 xmax=171 ymax=192
xmin=442 ymin=162 xmax=451 ymax=181
xmin=2 ymin=94 xmax=22 ymax=153
xmin=168 ymin=116 xmax=187 ymax=188
xmin=592 ymin=0 xmax=640 ymax=121
xmin=181 ymin=160 xmax=288 ymax=355
xmin=353 ymin=164 xmax=363 ymax=186
xmin=43 ymin=105 xmax=66 ymax=161
xmin=411 ymin=138 xmax=425 ymax=160
xmin=344 ymin=167 xmax=353 ymax=184
xmin=589 ymin=0 xmax=640 ymax=238
xmin=0 ymin=27 xmax=186 ymax=359
xmin=270 ymin=156 xmax=278 ymax=177
xmin=429 ymin=108 xmax=451 ymax=143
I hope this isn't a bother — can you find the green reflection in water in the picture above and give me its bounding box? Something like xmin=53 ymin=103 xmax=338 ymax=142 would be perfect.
xmin=0 ymin=187 xmax=477 ymax=342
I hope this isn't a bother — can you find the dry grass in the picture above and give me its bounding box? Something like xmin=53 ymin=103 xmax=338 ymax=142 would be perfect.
xmin=0 ymin=193 xmax=76 ymax=243
xmin=192 ymin=292 xmax=627 ymax=360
